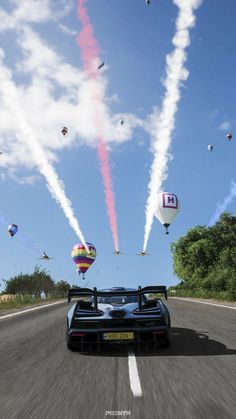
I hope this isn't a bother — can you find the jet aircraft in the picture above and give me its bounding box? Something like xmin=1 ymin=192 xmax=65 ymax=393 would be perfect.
xmin=39 ymin=251 xmax=53 ymax=260
xmin=113 ymin=250 xmax=124 ymax=255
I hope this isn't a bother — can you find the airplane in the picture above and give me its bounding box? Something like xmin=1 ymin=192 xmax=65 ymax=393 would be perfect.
xmin=38 ymin=251 xmax=53 ymax=260
xmin=113 ymin=250 xmax=124 ymax=255
xmin=137 ymin=251 xmax=150 ymax=256
xmin=98 ymin=62 xmax=105 ymax=70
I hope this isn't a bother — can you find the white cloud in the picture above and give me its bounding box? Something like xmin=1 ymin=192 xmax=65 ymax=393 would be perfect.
xmin=0 ymin=1 xmax=152 ymax=249
xmin=0 ymin=169 xmax=39 ymax=185
xmin=0 ymin=54 xmax=88 ymax=247
xmin=0 ymin=0 xmax=73 ymax=32
xmin=58 ymin=23 xmax=77 ymax=37
xmin=106 ymin=93 xmax=120 ymax=104
xmin=0 ymin=10 xmax=144 ymax=182
xmin=219 ymin=121 xmax=231 ymax=131
xmin=11 ymin=0 xmax=52 ymax=23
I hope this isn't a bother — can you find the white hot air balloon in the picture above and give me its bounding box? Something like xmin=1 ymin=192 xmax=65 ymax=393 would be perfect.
xmin=208 ymin=144 xmax=214 ymax=152
xmin=155 ymin=192 xmax=180 ymax=234
xmin=119 ymin=119 xmax=124 ymax=126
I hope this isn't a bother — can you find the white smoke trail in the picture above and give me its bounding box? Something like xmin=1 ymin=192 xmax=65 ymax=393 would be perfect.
xmin=208 ymin=180 xmax=236 ymax=227
xmin=0 ymin=52 xmax=88 ymax=250
xmin=143 ymin=0 xmax=202 ymax=251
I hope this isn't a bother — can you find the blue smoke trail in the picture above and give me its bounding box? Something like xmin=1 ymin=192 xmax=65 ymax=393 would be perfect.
xmin=208 ymin=180 xmax=236 ymax=227
xmin=0 ymin=211 xmax=42 ymax=255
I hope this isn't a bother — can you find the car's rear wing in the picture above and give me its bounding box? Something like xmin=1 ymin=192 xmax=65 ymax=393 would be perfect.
xmin=68 ymin=286 xmax=167 ymax=307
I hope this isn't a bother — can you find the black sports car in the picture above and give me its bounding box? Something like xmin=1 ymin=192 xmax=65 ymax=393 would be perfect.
xmin=66 ymin=286 xmax=171 ymax=351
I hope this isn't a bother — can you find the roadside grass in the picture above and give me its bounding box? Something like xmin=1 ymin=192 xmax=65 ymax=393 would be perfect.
xmin=0 ymin=294 xmax=66 ymax=310
xmin=168 ymin=289 xmax=236 ymax=302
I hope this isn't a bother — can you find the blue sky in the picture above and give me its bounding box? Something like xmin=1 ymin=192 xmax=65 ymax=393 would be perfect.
xmin=0 ymin=0 xmax=236 ymax=291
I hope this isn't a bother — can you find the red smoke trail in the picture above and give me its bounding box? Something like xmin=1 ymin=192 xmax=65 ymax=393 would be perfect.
xmin=77 ymin=0 xmax=100 ymax=76
xmin=97 ymin=141 xmax=119 ymax=251
xmin=77 ymin=0 xmax=119 ymax=251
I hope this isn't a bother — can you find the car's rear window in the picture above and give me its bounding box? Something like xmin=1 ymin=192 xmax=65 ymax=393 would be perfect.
xmin=96 ymin=295 xmax=148 ymax=304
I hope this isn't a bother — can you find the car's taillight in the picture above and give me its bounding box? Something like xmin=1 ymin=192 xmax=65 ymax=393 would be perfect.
xmin=133 ymin=309 xmax=160 ymax=315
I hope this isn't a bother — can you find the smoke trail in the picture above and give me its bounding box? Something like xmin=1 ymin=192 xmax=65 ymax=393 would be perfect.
xmin=0 ymin=56 xmax=88 ymax=251
xmin=208 ymin=180 xmax=236 ymax=227
xmin=77 ymin=0 xmax=100 ymax=76
xmin=0 ymin=212 xmax=42 ymax=254
xmin=97 ymin=140 xmax=119 ymax=250
xmin=0 ymin=213 xmax=10 ymax=226
xmin=77 ymin=0 xmax=119 ymax=251
xmin=143 ymin=0 xmax=202 ymax=251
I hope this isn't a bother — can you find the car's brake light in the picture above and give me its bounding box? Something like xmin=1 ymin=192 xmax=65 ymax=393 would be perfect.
xmin=133 ymin=308 xmax=160 ymax=315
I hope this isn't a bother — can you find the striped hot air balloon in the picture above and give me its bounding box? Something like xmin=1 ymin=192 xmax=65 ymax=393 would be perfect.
xmin=71 ymin=242 xmax=96 ymax=279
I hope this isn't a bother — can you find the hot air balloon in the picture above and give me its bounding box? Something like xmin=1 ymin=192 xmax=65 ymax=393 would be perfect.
xmin=119 ymin=119 xmax=124 ymax=126
xmin=61 ymin=127 xmax=68 ymax=136
xmin=226 ymin=133 xmax=232 ymax=141
xmin=71 ymin=242 xmax=96 ymax=279
xmin=8 ymin=224 xmax=18 ymax=237
xmin=208 ymin=145 xmax=214 ymax=152
xmin=155 ymin=192 xmax=180 ymax=234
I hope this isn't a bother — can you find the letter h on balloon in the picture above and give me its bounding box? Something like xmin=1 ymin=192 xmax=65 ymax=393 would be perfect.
xmin=162 ymin=193 xmax=178 ymax=209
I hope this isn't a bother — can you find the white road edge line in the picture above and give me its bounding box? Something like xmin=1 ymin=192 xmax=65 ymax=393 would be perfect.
xmin=169 ymin=297 xmax=236 ymax=310
xmin=128 ymin=349 xmax=142 ymax=398
xmin=0 ymin=300 xmax=66 ymax=320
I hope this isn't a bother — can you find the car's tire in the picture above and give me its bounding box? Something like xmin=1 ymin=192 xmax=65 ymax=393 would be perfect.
xmin=67 ymin=342 xmax=76 ymax=351
xmin=66 ymin=330 xmax=76 ymax=351
xmin=67 ymin=337 xmax=77 ymax=351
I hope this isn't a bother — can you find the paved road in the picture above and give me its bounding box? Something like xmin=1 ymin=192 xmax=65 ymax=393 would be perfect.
xmin=0 ymin=299 xmax=235 ymax=419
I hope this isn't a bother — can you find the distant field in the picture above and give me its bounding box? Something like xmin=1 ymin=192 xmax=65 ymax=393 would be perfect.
xmin=0 ymin=294 xmax=65 ymax=310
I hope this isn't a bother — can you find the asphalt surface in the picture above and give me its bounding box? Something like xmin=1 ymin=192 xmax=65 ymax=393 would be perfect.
xmin=0 ymin=299 xmax=235 ymax=419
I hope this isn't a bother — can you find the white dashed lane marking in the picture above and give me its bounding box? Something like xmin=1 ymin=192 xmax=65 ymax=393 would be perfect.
xmin=128 ymin=349 xmax=142 ymax=398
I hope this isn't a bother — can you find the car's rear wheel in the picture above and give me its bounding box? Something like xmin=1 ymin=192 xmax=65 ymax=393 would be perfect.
xmin=66 ymin=330 xmax=76 ymax=351
xmin=67 ymin=342 xmax=76 ymax=351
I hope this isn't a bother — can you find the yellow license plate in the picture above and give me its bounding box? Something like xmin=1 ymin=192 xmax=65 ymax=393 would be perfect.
xmin=103 ymin=332 xmax=134 ymax=341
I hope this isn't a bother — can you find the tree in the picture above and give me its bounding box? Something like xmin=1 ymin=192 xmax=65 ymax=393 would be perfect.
xmin=5 ymin=266 xmax=55 ymax=297
xmin=54 ymin=280 xmax=70 ymax=297
xmin=171 ymin=212 xmax=236 ymax=296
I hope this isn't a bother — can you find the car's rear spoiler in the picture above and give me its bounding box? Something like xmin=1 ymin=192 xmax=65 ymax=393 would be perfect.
xmin=68 ymin=286 xmax=167 ymax=307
